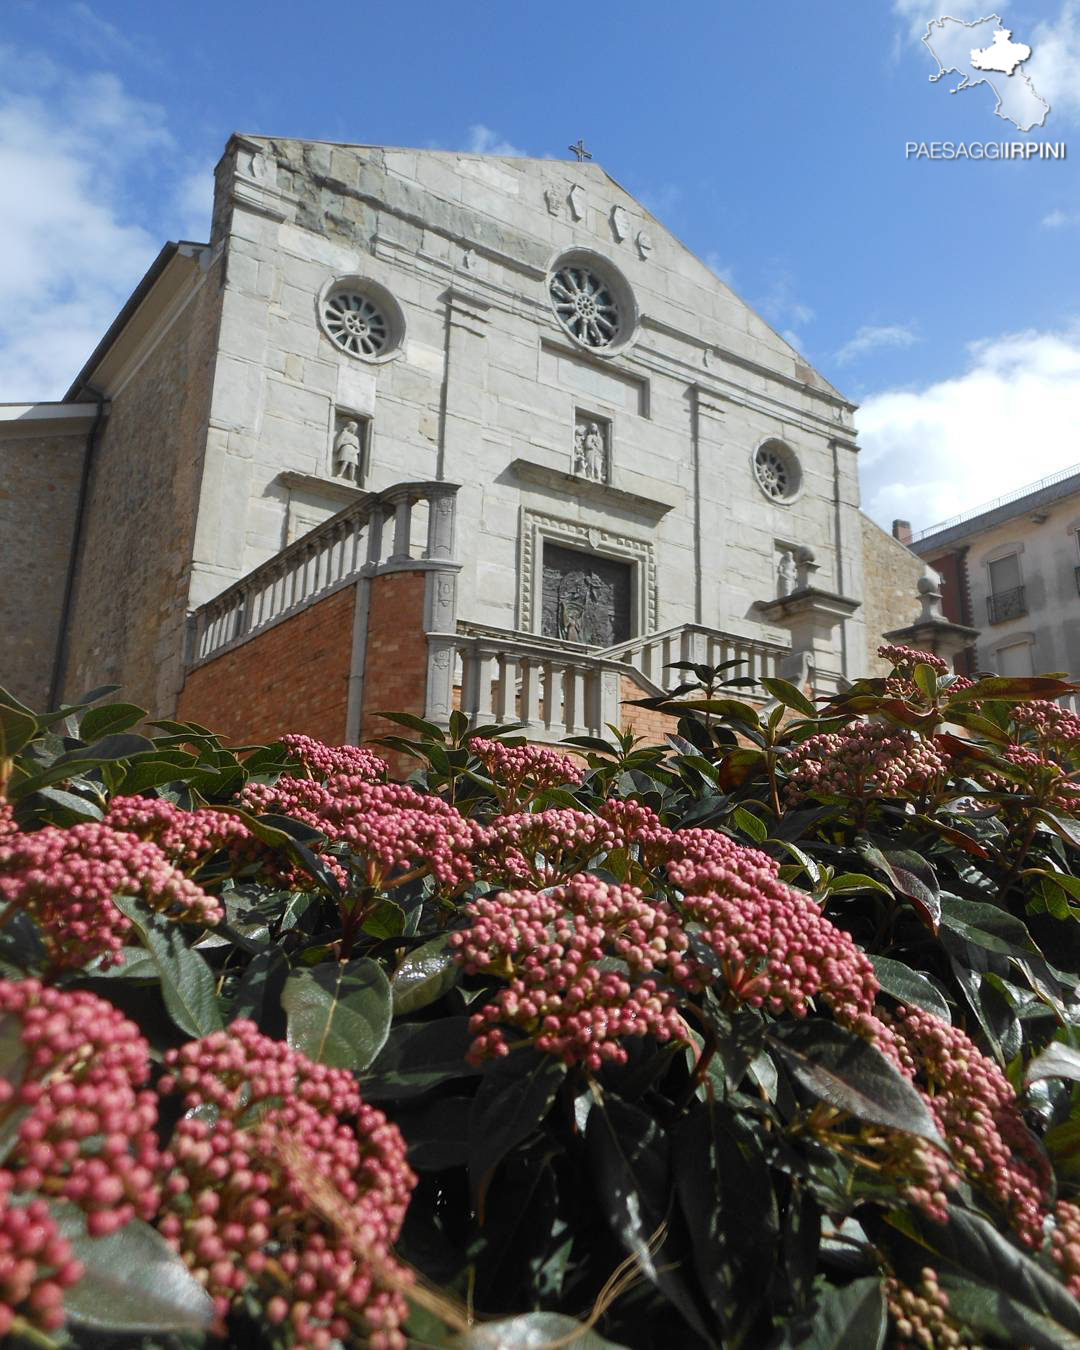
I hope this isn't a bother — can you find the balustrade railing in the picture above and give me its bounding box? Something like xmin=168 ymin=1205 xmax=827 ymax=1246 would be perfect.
xmin=187 ymin=481 xmax=457 ymax=667
xmin=601 ymin=623 xmax=789 ymax=689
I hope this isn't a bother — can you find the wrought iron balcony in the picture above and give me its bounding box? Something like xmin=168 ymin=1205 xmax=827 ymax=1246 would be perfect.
xmin=1075 ymin=564 xmax=1080 ymax=596
xmin=986 ymin=585 xmax=1027 ymax=625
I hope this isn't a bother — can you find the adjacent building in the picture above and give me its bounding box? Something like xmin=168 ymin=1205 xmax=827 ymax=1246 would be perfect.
xmin=899 ymin=464 xmax=1080 ymax=680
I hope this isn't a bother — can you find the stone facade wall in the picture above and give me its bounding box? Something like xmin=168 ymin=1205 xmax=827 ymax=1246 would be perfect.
xmin=62 ymin=256 xmax=225 ymax=718
xmin=0 ymin=431 xmax=86 ymax=707
xmin=187 ymin=136 xmax=866 ymax=683
xmin=177 ymin=584 xmax=355 ymax=745
xmin=860 ymin=514 xmax=924 ymax=676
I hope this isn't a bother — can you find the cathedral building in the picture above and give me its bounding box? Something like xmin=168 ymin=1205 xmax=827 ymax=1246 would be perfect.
xmin=1 ymin=135 xmax=937 ymax=745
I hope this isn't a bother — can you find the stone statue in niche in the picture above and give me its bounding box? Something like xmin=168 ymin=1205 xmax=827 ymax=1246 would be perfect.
xmin=573 ymin=418 xmax=609 ymax=483
xmin=776 ymin=548 xmax=797 ymax=597
xmin=333 ymin=419 xmax=363 ymax=481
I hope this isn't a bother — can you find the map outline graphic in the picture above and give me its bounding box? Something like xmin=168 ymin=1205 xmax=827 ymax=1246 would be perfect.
xmin=922 ymin=13 xmax=1050 ymax=132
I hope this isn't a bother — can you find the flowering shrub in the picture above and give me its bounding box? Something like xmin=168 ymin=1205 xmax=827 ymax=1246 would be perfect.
xmin=0 ymin=655 xmax=1078 ymax=1347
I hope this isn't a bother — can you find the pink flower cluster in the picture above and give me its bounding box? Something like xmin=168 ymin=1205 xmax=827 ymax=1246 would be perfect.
xmin=473 ymin=808 xmax=616 ymax=885
xmin=973 ymin=744 xmax=1080 ymax=813
xmin=0 ymin=981 xmax=160 ymax=1236
xmin=1012 ymin=699 xmax=1080 ymax=754
xmin=241 ymin=776 xmax=475 ymax=889
xmin=468 ymin=738 xmax=584 ymax=805
xmin=0 ymin=1192 xmax=83 ymax=1338
xmin=665 ymin=828 xmax=879 ymax=1026
xmin=279 ymin=734 xmax=387 ymax=783
xmin=783 ymin=721 xmax=950 ymax=805
xmin=885 ymin=1267 xmax=971 ymax=1350
xmin=158 ymin=1022 xmax=415 ymax=1347
xmin=1051 ymin=1199 xmax=1080 ymax=1299
xmin=0 ymin=823 xmax=222 ymax=969
xmin=877 ymin=644 xmax=948 ymax=678
xmin=0 ymin=803 xmax=15 ymax=838
xmin=451 ymin=876 xmax=692 ymax=1070
xmin=883 ymin=1005 xmax=1051 ymax=1247
xmin=106 ymin=795 xmax=259 ymax=871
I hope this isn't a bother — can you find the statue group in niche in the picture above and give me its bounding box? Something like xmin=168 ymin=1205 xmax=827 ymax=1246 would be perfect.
xmin=333 ymin=419 xmax=363 ymax=482
xmin=573 ymin=420 xmax=608 ymax=483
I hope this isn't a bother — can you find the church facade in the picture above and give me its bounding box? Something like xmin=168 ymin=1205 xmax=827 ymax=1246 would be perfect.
xmin=2 ymin=135 xmax=934 ymax=745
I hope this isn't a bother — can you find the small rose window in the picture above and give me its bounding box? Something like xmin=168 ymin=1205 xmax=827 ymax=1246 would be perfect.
xmin=753 ymin=441 xmax=801 ymax=502
xmin=317 ymin=277 xmax=405 ymax=363
xmin=548 ymin=251 xmax=636 ymax=354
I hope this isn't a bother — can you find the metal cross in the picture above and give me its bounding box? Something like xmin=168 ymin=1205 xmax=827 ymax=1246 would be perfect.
xmin=568 ymin=139 xmax=593 ymax=162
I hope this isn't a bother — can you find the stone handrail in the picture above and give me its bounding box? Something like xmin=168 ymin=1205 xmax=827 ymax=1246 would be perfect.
xmin=187 ymin=481 xmax=459 ymax=668
xmin=452 ymin=632 xmax=666 ymax=740
xmin=600 ymin=622 xmax=790 ymax=691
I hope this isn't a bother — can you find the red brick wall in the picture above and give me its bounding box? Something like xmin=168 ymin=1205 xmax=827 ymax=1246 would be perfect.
xmin=358 ymin=570 xmax=429 ymax=746
xmin=618 ymin=675 xmax=678 ymax=746
xmin=177 ymin=586 xmax=355 ymax=745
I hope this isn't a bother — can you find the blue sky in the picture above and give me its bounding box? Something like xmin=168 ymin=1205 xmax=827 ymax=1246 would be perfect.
xmin=2 ymin=0 xmax=1079 ymax=530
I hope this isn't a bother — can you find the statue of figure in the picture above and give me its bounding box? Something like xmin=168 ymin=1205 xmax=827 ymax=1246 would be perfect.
xmin=584 ymin=423 xmax=606 ymax=481
xmin=777 ymin=548 xmax=797 ymax=597
xmin=573 ymin=423 xmax=588 ymax=476
xmin=333 ymin=420 xmax=362 ymax=481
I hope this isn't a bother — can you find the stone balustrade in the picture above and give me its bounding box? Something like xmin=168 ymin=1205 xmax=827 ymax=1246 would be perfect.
xmin=187 ymin=481 xmax=458 ymax=668
xmin=601 ymin=623 xmax=789 ymax=689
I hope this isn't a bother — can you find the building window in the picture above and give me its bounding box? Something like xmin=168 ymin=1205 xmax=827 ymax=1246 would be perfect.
xmin=995 ymin=639 xmax=1034 ymax=677
xmin=548 ymin=251 xmax=636 ymax=354
xmin=986 ymin=553 xmax=1026 ymax=624
xmin=317 ymin=276 xmax=405 ymax=362
xmin=753 ymin=440 xmax=801 ymax=503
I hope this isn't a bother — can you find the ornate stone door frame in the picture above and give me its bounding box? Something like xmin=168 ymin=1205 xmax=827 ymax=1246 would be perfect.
xmin=518 ymin=509 xmax=657 ymax=642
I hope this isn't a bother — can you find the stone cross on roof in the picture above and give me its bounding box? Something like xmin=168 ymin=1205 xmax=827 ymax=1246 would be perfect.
xmin=568 ymin=139 xmax=593 ymax=162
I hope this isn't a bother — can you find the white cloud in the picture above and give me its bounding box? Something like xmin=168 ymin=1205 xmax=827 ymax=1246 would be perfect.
xmin=0 ymin=47 xmax=178 ymax=400
xmin=757 ymin=273 xmax=814 ymax=352
xmin=835 ymin=323 xmax=919 ymax=365
xmin=1026 ymin=1 xmax=1080 ymax=123
xmin=465 ymin=124 xmax=527 ymax=157
xmin=1043 ymin=207 xmax=1080 ymax=227
xmin=704 ymin=252 xmax=735 ymax=288
xmin=856 ymin=322 xmax=1080 ymax=530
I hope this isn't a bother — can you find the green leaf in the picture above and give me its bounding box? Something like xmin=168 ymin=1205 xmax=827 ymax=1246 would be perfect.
xmin=79 ymin=702 xmax=147 ymax=742
xmin=943 ymin=1278 xmax=1080 ymax=1350
xmin=282 ymin=958 xmax=391 ymax=1070
xmin=52 ymin=1205 xmax=214 ymax=1332
xmin=769 ymin=1021 xmax=942 ymax=1143
xmin=678 ymin=698 xmax=761 ymax=727
xmin=760 ymin=677 xmax=818 ymax=718
xmin=376 ymin=710 xmax=446 ymax=740
xmin=939 ymin=895 xmax=1041 ymax=957
xmin=361 ymin=1017 xmax=481 ymax=1099
xmin=869 ymin=957 xmax=951 ymax=1021
xmin=876 ymin=1205 xmax=1080 ymax=1337
xmin=468 ymin=1053 xmax=566 ymax=1188
xmin=1025 ymin=1041 xmax=1080 ymax=1085
xmin=0 ymin=701 xmax=38 ymax=757
xmin=112 ymin=898 xmax=223 ymax=1038
xmin=391 ymin=935 xmax=460 ymax=1015
xmin=787 ymin=1276 xmax=886 ymax=1350
xmin=827 ymin=873 xmax=894 ymax=898
xmin=397 ymin=1095 xmax=471 ymax=1170
xmin=1036 ymin=808 xmax=1080 ymax=850
xmin=459 ymin=1314 xmax=629 ymax=1349
xmin=33 ymin=786 xmax=104 ymax=821
xmin=587 ymin=1095 xmax=710 ymax=1340
xmin=913 ymin=662 xmax=938 ymax=701
xmin=733 ymin=804 xmax=768 ymax=843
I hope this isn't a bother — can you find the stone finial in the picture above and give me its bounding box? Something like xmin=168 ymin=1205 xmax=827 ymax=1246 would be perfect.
xmin=916 ymin=567 xmax=945 ymax=623
xmin=794 ymin=545 xmax=818 ymax=590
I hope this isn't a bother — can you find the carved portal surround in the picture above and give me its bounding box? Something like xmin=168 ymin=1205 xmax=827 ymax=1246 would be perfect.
xmin=518 ymin=509 xmax=657 ymax=643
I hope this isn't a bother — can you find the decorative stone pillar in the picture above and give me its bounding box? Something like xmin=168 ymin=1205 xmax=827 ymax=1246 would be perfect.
xmin=755 ymin=579 xmax=861 ymax=697
xmin=883 ymin=567 xmax=979 ymax=667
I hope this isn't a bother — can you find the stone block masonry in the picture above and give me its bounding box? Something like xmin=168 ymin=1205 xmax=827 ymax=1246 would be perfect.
xmin=178 ymin=585 xmax=355 ymax=746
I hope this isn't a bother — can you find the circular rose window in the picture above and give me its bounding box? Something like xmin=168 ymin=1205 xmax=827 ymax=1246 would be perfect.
xmin=317 ymin=277 xmax=405 ymax=363
xmin=550 ymin=265 xmax=621 ymax=348
xmin=753 ymin=441 xmax=801 ymax=502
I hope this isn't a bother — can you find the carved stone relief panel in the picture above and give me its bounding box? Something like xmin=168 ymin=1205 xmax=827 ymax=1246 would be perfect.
xmin=542 ymin=544 xmax=631 ymax=646
xmin=519 ymin=509 xmax=657 ymax=639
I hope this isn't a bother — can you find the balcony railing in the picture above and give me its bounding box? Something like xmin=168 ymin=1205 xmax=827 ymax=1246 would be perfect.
xmin=986 ymin=585 xmax=1027 ymax=625
xmin=1075 ymin=564 xmax=1080 ymax=597
xmin=601 ymin=623 xmax=789 ymax=688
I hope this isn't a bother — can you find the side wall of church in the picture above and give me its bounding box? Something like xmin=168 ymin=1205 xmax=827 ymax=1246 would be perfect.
xmin=860 ymin=513 xmax=924 ymax=675
xmin=187 ymin=137 xmax=869 ymax=683
xmin=0 ymin=431 xmax=86 ymax=707
xmin=62 ymin=256 xmax=225 ymax=717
